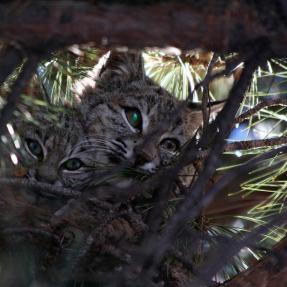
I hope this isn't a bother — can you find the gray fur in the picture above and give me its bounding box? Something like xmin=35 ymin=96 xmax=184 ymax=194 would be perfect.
xmin=9 ymin=103 xmax=98 ymax=190
xmin=6 ymin=51 xmax=223 ymax=190
xmin=77 ymin=51 xmax=202 ymax=186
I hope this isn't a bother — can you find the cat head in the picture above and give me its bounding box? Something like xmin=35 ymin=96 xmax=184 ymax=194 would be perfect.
xmin=5 ymin=80 xmax=97 ymax=190
xmin=76 ymin=50 xmax=217 ymax=186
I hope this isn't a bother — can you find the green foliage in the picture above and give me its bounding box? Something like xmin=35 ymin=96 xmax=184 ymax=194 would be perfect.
xmin=143 ymin=51 xmax=287 ymax=277
xmin=144 ymin=50 xmax=209 ymax=101
xmin=144 ymin=51 xmax=197 ymax=101
xmin=38 ymin=46 xmax=101 ymax=105
xmin=227 ymin=59 xmax=287 ymax=219
xmin=220 ymin=59 xmax=287 ymax=266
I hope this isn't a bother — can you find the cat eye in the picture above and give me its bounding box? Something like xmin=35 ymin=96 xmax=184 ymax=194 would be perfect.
xmin=25 ymin=138 xmax=44 ymax=160
xmin=124 ymin=107 xmax=142 ymax=131
xmin=61 ymin=158 xmax=84 ymax=171
xmin=160 ymin=138 xmax=179 ymax=152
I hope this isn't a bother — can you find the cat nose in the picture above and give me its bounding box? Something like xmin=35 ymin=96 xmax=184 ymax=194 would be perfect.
xmin=134 ymin=145 xmax=155 ymax=166
xmin=35 ymin=173 xmax=57 ymax=184
xmin=35 ymin=166 xmax=58 ymax=184
xmin=134 ymin=149 xmax=153 ymax=166
xmin=133 ymin=142 xmax=160 ymax=170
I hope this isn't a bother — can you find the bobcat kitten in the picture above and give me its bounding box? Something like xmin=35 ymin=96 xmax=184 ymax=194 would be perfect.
xmin=5 ymin=87 xmax=97 ymax=190
xmin=75 ymin=50 xmax=210 ymax=187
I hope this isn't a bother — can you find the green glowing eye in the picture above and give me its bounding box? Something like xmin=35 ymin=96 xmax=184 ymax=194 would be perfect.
xmin=25 ymin=138 xmax=44 ymax=160
xmin=125 ymin=108 xmax=142 ymax=130
xmin=62 ymin=158 xmax=83 ymax=171
xmin=131 ymin=113 xmax=140 ymax=123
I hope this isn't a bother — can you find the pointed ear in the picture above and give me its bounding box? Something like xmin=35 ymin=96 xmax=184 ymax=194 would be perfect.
xmin=25 ymin=74 xmax=49 ymax=103
xmin=183 ymin=100 xmax=225 ymax=137
xmin=98 ymin=49 xmax=145 ymax=87
xmin=14 ymin=75 xmax=53 ymax=128
xmin=73 ymin=49 xmax=145 ymax=101
xmin=187 ymin=100 xmax=226 ymax=120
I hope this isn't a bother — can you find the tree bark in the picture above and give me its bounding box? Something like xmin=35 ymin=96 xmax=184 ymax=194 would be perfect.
xmin=221 ymin=236 xmax=287 ymax=287
xmin=0 ymin=0 xmax=287 ymax=55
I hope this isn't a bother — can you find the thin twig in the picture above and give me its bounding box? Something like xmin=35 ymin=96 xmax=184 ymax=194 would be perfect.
xmin=133 ymin=48 xmax=269 ymax=281
xmin=191 ymin=135 xmax=287 ymax=156
xmin=188 ymin=56 xmax=243 ymax=102
xmin=0 ymin=44 xmax=24 ymax=86
xmin=224 ymin=135 xmax=287 ymax=151
xmin=234 ymin=98 xmax=287 ymax=124
xmin=195 ymin=206 xmax=287 ymax=286
xmin=0 ymin=178 xmax=81 ymax=198
xmin=3 ymin=227 xmax=59 ymax=242
xmin=202 ymin=52 xmax=217 ymax=130
xmin=110 ymin=50 xmax=269 ymax=287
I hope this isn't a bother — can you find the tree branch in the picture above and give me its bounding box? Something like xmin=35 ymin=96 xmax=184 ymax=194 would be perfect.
xmin=0 ymin=44 xmax=23 ymax=86
xmin=0 ymin=1 xmax=287 ymax=55
xmin=225 ymin=135 xmax=287 ymax=151
xmin=235 ymin=98 xmax=287 ymax=124
xmin=130 ymin=48 xmax=268 ymax=283
xmin=0 ymin=178 xmax=81 ymax=198
xmin=3 ymin=227 xmax=59 ymax=242
xmin=220 ymin=236 xmax=287 ymax=287
xmin=196 ymin=206 xmax=287 ymax=286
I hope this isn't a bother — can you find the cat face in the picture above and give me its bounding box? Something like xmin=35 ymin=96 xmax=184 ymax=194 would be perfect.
xmin=77 ymin=51 xmax=194 ymax=185
xmin=83 ymin=90 xmax=186 ymax=175
xmin=9 ymin=108 xmax=97 ymax=190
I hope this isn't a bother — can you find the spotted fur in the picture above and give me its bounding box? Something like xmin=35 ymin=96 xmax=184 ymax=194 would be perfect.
xmin=76 ymin=51 xmax=205 ymax=186
xmin=6 ymin=92 xmax=100 ymax=190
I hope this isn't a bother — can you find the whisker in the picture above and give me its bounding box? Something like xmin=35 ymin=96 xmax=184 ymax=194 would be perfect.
xmin=71 ymin=148 xmax=126 ymax=160
xmin=111 ymin=141 xmax=127 ymax=154
xmin=74 ymin=136 xmax=114 ymax=146
xmin=72 ymin=142 xmax=125 ymax=154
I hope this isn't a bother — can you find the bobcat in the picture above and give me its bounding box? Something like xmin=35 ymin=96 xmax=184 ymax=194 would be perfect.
xmin=75 ymin=50 xmax=220 ymax=187
xmin=4 ymin=91 xmax=99 ymax=190
xmin=5 ymin=51 xmax=222 ymax=191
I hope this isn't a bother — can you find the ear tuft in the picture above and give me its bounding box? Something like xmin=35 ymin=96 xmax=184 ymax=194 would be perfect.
xmin=99 ymin=49 xmax=145 ymax=86
xmin=73 ymin=51 xmax=110 ymax=101
xmin=73 ymin=49 xmax=145 ymax=102
xmin=25 ymin=74 xmax=49 ymax=103
xmin=183 ymin=100 xmax=226 ymax=137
